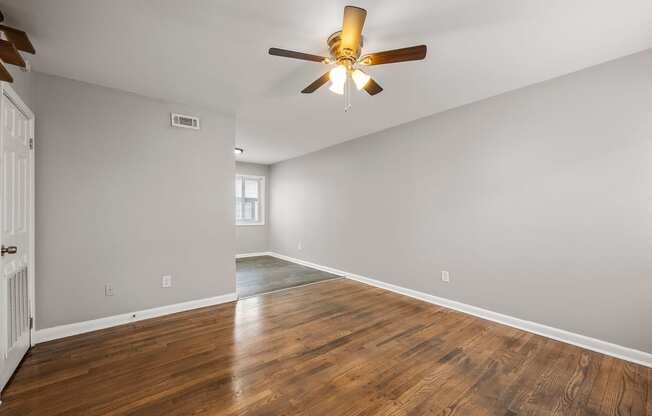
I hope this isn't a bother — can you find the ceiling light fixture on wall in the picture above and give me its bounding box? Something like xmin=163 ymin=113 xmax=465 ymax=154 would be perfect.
xmin=234 ymin=147 xmax=244 ymax=155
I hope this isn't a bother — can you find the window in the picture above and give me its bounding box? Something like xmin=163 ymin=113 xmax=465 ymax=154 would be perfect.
xmin=235 ymin=175 xmax=265 ymax=225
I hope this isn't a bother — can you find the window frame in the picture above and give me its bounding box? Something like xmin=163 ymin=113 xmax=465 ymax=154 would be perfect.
xmin=235 ymin=174 xmax=266 ymax=226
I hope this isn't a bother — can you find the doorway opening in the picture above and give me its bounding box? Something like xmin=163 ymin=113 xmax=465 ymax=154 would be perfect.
xmin=234 ymin=164 xmax=340 ymax=298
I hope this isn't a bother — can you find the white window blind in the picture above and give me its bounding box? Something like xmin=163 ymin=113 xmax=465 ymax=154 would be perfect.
xmin=235 ymin=175 xmax=265 ymax=225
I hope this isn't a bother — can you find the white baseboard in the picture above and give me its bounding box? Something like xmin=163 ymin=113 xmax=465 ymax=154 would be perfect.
xmin=269 ymin=252 xmax=347 ymax=276
xmin=267 ymin=252 xmax=652 ymax=368
xmin=235 ymin=252 xmax=272 ymax=259
xmin=33 ymin=293 xmax=237 ymax=344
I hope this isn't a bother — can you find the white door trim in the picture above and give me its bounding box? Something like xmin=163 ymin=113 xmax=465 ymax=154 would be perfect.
xmin=1 ymin=83 xmax=36 ymax=346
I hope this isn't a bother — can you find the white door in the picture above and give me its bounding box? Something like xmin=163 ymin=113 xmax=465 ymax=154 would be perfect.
xmin=0 ymin=88 xmax=32 ymax=394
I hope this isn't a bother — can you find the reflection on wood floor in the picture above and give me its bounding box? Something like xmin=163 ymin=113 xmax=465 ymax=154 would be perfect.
xmin=0 ymin=278 xmax=649 ymax=415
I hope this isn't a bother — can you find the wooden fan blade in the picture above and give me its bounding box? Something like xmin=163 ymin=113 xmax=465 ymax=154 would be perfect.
xmin=0 ymin=25 xmax=35 ymax=54
xmin=301 ymin=72 xmax=330 ymax=94
xmin=340 ymin=6 xmax=366 ymax=56
xmin=269 ymin=48 xmax=328 ymax=63
xmin=363 ymin=78 xmax=383 ymax=96
xmin=360 ymin=45 xmax=427 ymax=66
xmin=0 ymin=39 xmax=25 ymax=67
xmin=0 ymin=61 xmax=13 ymax=82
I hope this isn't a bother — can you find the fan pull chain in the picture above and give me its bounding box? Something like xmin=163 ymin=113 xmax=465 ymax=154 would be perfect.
xmin=344 ymin=73 xmax=352 ymax=112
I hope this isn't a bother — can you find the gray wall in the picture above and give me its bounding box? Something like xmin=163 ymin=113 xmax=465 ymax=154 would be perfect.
xmin=6 ymin=67 xmax=34 ymax=109
xmin=236 ymin=162 xmax=269 ymax=254
xmin=269 ymin=49 xmax=652 ymax=354
xmin=27 ymin=73 xmax=236 ymax=329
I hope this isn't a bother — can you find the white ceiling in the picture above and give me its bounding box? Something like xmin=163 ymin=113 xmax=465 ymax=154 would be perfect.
xmin=3 ymin=0 xmax=652 ymax=164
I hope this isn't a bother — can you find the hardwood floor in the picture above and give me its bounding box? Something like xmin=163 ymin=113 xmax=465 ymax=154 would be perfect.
xmin=0 ymin=279 xmax=649 ymax=415
xmin=236 ymin=255 xmax=340 ymax=297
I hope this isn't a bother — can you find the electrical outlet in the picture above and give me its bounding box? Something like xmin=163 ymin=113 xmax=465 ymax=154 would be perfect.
xmin=105 ymin=283 xmax=114 ymax=296
xmin=161 ymin=275 xmax=172 ymax=288
xmin=297 ymin=241 xmax=302 ymax=251
xmin=441 ymin=271 xmax=450 ymax=283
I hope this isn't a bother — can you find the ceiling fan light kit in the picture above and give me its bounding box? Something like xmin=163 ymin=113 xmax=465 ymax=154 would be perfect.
xmin=269 ymin=6 xmax=427 ymax=111
xmin=351 ymin=69 xmax=371 ymax=90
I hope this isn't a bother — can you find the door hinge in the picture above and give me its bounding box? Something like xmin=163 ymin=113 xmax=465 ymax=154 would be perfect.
xmin=29 ymin=138 xmax=34 ymax=150
xmin=29 ymin=317 xmax=33 ymax=329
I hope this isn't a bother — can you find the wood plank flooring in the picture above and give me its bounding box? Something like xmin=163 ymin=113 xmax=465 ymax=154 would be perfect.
xmin=0 ymin=279 xmax=649 ymax=415
xmin=236 ymin=255 xmax=340 ymax=297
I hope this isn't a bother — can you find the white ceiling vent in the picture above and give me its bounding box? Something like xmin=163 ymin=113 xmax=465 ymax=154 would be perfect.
xmin=171 ymin=113 xmax=200 ymax=130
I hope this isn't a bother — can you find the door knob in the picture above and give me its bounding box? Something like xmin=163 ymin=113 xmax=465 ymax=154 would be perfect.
xmin=1 ymin=245 xmax=17 ymax=256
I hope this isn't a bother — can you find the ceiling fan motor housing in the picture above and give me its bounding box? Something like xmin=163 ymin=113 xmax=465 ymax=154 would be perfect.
xmin=328 ymin=31 xmax=364 ymax=66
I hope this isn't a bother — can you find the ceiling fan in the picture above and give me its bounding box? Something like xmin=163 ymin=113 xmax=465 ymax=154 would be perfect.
xmin=0 ymin=10 xmax=36 ymax=83
xmin=269 ymin=5 xmax=427 ymax=111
